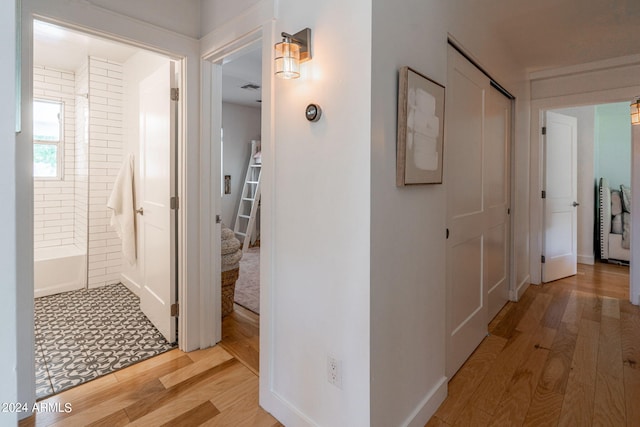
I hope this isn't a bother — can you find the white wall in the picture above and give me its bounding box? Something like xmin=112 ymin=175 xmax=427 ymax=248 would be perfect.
xmin=370 ymin=1 xmax=531 ymax=425
xmin=221 ymin=102 xmax=261 ymax=227
xmin=552 ymin=106 xmax=595 ymax=265
xmin=200 ymin=0 xmax=262 ymax=36
xmin=1 ymin=0 xmax=19 ymax=424
xmin=267 ymin=1 xmax=372 ymax=425
xmin=86 ymin=0 xmax=201 ymax=38
xmin=595 ymin=102 xmax=632 ymax=189
xmin=121 ymin=50 xmax=169 ymax=290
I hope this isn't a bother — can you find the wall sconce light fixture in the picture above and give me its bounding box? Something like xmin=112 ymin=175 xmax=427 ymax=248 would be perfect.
xmin=632 ymin=97 xmax=640 ymax=126
xmin=274 ymin=28 xmax=312 ymax=79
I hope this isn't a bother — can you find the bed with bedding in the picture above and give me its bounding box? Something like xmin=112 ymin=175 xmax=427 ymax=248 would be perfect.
xmin=599 ymin=177 xmax=631 ymax=263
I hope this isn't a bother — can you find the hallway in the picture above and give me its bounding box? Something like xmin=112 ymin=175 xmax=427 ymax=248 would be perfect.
xmin=429 ymin=263 xmax=638 ymax=426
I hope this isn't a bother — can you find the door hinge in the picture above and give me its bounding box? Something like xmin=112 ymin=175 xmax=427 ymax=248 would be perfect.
xmin=541 ymin=190 xmax=546 ymax=199
xmin=216 ymin=214 xmax=222 ymax=224
xmin=541 ymin=255 xmax=546 ymax=263
xmin=170 ymin=196 xmax=179 ymax=210
xmin=542 ymin=126 xmax=547 ymax=135
xmin=507 ymin=208 xmax=511 ymax=215
xmin=171 ymin=303 xmax=179 ymax=316
xmin=171 ymin=88 xmax=179 ymax=101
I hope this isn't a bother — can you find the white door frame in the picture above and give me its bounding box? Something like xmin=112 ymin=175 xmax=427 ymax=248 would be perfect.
xmin=28 ymin=16 xmax=189 ymax=340
xmin=24 ymin=11 xmax=188 ymax=370
xmin=199 ymin=0 xmax=290 ymax=418
xmin=529 ymin=87 xmax=640 ymax=304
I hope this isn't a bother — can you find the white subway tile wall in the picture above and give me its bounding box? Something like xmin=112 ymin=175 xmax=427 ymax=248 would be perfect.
xmin=33 ymin=66 xmax=77 ymax=249
xmin=75 ymin=59 xmax=89 ymax=252
xmin=87 ymin=57 xmax=123 ymax=288
xmin=33 ymin=58 xmax=124 ymax=289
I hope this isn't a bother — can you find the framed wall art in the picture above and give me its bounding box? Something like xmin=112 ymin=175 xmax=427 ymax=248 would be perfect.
xmin=396 ymin=66 xmax=445 ymax=186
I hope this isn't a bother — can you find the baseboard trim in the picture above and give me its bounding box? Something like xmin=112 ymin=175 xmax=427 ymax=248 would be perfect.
xmin=577 ymin=255 xmax=595 ymax=265
xmin=510 ymin=275 xmax=531 ymax=301
xmin=120 ymin=273 xmax=142 ymax=296
xmin=404 ymin=376 xmax=448 ymax=427
xmin=263 ymin=389 xmax=320 ymax=427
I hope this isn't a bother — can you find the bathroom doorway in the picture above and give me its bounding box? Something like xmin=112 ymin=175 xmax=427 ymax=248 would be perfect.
xmin=32 ymin=19 xmax=180 ymax=398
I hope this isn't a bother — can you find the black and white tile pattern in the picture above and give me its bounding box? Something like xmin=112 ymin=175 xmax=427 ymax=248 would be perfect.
xmin=35 ymin=283 xmax=175 ymax=399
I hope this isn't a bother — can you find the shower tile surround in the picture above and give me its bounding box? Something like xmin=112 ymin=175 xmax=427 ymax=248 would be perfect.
xmin=34 ymin=283 xmax=175 ymax=399
xmin=34 ymin=58 xmax=124 ymax=289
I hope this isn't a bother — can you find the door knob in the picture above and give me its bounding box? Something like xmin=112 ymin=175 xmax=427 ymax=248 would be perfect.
xmin=572 ymin=201 xmax=580 ymax=207
xmin=136 ymin=207 xmax=144 ymax=215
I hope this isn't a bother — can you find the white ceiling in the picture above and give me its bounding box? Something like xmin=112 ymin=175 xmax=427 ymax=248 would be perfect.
xmin=34 ymin=3 xmax=640 ymax=98
xmin=33 ymin=20 xmax=262 ymax=108
xmin=476 ymin=0 xmax=640 ymax=72
xmin=33 ymin=20 xmax=140 ymax=71
xmin=221 ymin=45 xmax=263 ymax=108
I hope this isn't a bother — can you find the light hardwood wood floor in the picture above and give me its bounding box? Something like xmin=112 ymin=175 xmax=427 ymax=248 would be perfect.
xmin=428 ymin=262 xmax=639 ymax=427
xmin=20 ymin=304 xmax=273 ymax=427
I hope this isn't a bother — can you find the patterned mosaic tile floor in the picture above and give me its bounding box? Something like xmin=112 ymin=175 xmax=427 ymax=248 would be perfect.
xmin=34 ymin=283 xmax=175 ymax=399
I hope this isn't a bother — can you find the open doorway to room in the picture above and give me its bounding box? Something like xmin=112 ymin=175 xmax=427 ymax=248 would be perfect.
xmin=541 ymin=102 xmax=631 ymax=298
xmin=32 ymin=19 xmax=181 ymax=399
xmin=216 ymin=42 xmax=263 ymax=373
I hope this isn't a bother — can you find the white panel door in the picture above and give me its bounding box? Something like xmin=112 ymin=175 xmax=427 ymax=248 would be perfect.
xmin=445 ymin=47 xmax=491 ymax=378
xmin=543 ymin=111 xmax=578 ymax=283
xmin=138 ymin=62 xmax=176 ymax=342
xmin=485 ymin=86 xmax=511 ymax=321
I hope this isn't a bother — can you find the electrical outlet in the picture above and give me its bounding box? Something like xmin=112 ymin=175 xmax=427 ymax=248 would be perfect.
xmin=327 ymin=355 xmax=342 ymax=389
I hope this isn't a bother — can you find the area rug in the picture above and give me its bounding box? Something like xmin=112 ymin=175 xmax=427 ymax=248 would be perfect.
xmin=234 ymin=247 xmax=260 ymax=314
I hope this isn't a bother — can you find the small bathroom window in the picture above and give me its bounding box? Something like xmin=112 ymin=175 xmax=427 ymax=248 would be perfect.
xmin=33 ymin=99 xmax=63 ymax=179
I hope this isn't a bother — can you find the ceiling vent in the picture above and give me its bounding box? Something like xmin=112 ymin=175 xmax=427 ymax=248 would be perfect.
xmin=241 ymin=83 xmax=261 ymax=90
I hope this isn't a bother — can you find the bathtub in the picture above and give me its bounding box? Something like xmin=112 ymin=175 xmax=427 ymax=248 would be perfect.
xmin=34 ymin=245 xmax=86 ymax=298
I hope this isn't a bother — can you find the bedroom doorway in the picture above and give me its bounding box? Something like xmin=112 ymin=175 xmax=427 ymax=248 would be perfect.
xmin=542 ymin=102 xmax=632 ymax=284
xmin=210 ymin=39 xmax=263 ymax=372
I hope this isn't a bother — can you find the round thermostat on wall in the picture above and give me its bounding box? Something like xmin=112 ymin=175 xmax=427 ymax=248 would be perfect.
xmin=305 ymin=103 xmax=322 ymax=122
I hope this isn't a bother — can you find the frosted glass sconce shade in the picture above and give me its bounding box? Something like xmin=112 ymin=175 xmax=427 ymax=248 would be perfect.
xmin=275 ymin=38 xmax=300 ymax=79
xmin=632 ymin=97 xmax=640 ymax=126
xmin=274 ymin=28 xmax=312 ymax=80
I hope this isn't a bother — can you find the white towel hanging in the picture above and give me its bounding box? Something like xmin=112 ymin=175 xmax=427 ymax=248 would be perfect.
xmin=107 ymin=153 xmax=137 ymax=265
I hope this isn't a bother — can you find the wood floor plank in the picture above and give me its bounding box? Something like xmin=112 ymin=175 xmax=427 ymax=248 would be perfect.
xmin=601 ymin=296 xmax=620 ymax=319
xmin=524 ymin=321 xmax=578 ymax=426
xmin=623 ymin=365 xmax=640 ymax=427
xmin=220 ymin=304 xmax=260 ymax=375
xmin=490 ymin=289 xmax=536 ymax=339
xmin=160 ymin=346 xmax=234 ymax=389
xmin=541 ymin=286 xmax=571 ymax=330
xmin=557 ymin=318 xmax=600 ymax=427
xmin=452 ymin=404 xmax=492 ymax=427
xmin=488 ymin=327 xmax=556 ymax=426
xmin=425 ymin=415 xmax=451 ymax=427
xmin=516 ymin=292 xmax=553 ymax=333
xmin=51 ymin=379 xmax=167 ymax=427
xmin=466 ymin=330 xmax=533 ymax=415
xmin=126 ymin=361 xmax=255 ymax=426
xmin=522 ymin=390 xmax=564 ymax=427
xmin=593 ymin=315 xmax=625 ymax=426
xmin=159 ymin=401 xmax=220 ymax=427
xmin=40 ymin=354 xmax=193 ymax=426
xmin=85 ymin=409 xmax=130 ymax=427
xmin=125 ymin=358 xmax=240 ymax=421
xmin=621 ymin=306 xmax=640 ymax=427
xmin=434 ymin=335 xmax=507 ymax=424
xmin=199 ymin=378 xmax=279 ymax=427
